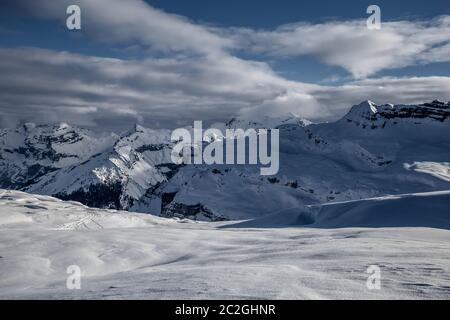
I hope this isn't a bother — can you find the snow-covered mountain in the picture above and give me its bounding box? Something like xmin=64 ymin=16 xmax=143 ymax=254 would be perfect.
xmin=1 ymin=100 xmax=450 ymax=221
xmin=0 ymin=123 xmax=117 ymax=189
xmin=142 ymin=100 xmax=450 ymax=220
xmin=210 ymin=113 xmax=312 ymax=132
xmin=25 ymin=125 xmax=176 ymax=210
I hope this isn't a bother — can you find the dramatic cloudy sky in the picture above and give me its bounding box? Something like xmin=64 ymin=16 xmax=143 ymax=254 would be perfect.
xmin=1 ymin=0 xmax=450 ymax=131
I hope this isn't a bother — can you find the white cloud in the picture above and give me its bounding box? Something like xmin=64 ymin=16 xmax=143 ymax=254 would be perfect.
xmin=2 ymin=1 xmax=450 ymax=131
xmin=230 ymin=16 xmax=450 ymax=78
xmin=308 ymin=76 xmax=450 ymax=116
xmin=16 ymin=0 xmax=450 ymax=79
xmin=17 ymin=0 xmax=233 ymax=57
xmin=0 ymin=48 xmax=316 ymax=130
xmin=1 ymin=48 xmax=450 ymax=132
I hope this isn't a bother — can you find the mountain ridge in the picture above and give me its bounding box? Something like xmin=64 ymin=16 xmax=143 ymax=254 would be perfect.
xmin=1 ymin=100 xmax=450 ymax=220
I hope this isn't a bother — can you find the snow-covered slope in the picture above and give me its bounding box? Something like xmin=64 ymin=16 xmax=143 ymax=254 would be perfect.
xmin=1 ymin=189 xmax=449 ymax=299
xmin=225 ymin=190 xmax=450 ymax=229
xmin=1 ymin=100 xmax=450 ymax=221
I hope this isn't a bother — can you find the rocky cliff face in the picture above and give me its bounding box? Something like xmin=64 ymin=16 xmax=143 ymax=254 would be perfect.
xmin=345 ymin=100 xmax=450 ymax=129
xmin=0 ymin=123 xmax=117 ymax=189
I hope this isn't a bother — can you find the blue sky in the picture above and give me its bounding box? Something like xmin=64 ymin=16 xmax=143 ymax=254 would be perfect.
xmin=146 ymin=0 xmax=449 ymax=26
xmin=0 ymin=0 xmax=450 ymax=130
xmin=2 ymin=0 xmax=450 ymax=82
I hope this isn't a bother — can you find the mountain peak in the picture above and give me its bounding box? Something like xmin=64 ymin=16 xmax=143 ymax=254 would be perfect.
xmin=56 ymin=122 xmax=71 ymax=131
xmin=134 ymin=124 xmax=146 ymax=132
xmin=352 ymin=100 xmax=378 ymax=114
xmin=224 ymin=114 xmax=313 ymax=130
xmin=344 ymin=100 xmax=382 ymax=121
xmin=120 ymin=123 xmax=146 ymax=138
xmin=343 ymin=100 xmax=450 ymax=127
xmin=23 ymin=122 xmax=36 ymax=131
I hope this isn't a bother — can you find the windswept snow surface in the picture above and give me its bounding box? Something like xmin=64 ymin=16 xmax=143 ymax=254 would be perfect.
xmin=1 ymin=190 xmax=449 ymax=299
xmin=227 ymin=190 xmax=450 ymax=229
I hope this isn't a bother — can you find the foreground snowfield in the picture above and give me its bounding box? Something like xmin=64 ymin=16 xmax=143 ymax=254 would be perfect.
xmin=1 ymin=190 xmax=450 ymax=299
